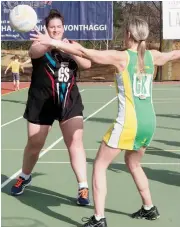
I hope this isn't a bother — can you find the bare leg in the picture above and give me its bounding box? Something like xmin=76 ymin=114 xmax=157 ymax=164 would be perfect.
xmin=93 ymin=141 xmax=121 ymax=216
xmin=22 ymin=122 xmax=51 ymax=174
xmin=124 ymin=147 xmax=152 ymax=206
xmin=60 ymin=117 xmax=87 ymax=183
xmin=16 ymin=80 xmax=20 ymax=90
xmin=13 ymin=80 xmax=16 ymax=90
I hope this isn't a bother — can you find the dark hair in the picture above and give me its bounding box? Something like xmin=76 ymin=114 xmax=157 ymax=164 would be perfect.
xmin=45 ymin=9 xmax=64 ymax=27
xmin=14 ymin=55 xmax=19 ymax=60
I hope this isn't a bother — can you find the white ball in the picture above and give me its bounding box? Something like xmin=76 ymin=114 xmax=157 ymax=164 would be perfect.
xmin=9 ymin=5 xmax=38 ymax=32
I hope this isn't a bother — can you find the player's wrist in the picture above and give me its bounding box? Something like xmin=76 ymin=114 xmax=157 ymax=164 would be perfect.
xmin=50 ymin=39 xmax=62 ymax=49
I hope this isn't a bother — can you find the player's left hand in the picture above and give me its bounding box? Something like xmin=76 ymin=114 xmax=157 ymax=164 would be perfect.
xmin=62 ymin=38 xmax=70 ymax=43
xmin=62 ymin=39 xmax=77 ymax=44
xmin=30 ymin=27 xmax=52 ymax=46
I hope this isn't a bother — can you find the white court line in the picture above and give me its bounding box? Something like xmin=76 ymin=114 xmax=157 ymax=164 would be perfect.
xmin=154 ymin=102 xmax=180 ymax=104
xmin=1 ymin=95 xmax=117 ymax=188
xmin=109 ymin=85 xmax=180 ymax=91
xmin=1 ymin=89 xmax=85 ymax=128
xmin=86 ymin=88 xmax=114 ymax=90
xmin=83 ymin=101 xmax=179 ymax=104
xmin=37 ymin=161 xmax=180 ymax=165
xmin=2 ymin=91 xmax=178 ymax=128
xmin=153 ymin=98 xmax=180 ymax=100
xmin=1 ymin=116 xmax=23 ymax=128
xmin=83 ymin=102 xmax=108 ymax=104
xmin=153 ymin=88 xmax=180 ymax=91
xmin=2 ymin=148 xmax=180 ymax=152
xmin=109 ymin=86 xmax=180 ymax=91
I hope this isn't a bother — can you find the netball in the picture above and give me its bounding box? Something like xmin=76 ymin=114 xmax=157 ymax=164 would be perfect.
xmin=9 ymin=5 xmax=37 ymax=32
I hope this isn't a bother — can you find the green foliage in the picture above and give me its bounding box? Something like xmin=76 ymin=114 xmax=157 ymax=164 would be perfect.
xmin=1 ymin=41 xmax=32 ymax=50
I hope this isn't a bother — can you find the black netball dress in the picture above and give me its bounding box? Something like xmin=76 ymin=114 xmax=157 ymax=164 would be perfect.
xmin=24 ymin=49 xmax=84 ymax=125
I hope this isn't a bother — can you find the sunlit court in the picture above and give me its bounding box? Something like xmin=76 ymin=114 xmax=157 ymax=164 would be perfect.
xmin=1 ymin=1 xmax=180 ymax=227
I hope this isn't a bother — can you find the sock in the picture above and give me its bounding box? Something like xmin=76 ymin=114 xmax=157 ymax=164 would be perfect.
xmin=95 ymin=214 xmax=105 ymax=221
xmin=78 ymin=182 xmax=88 ymax=189
xmin=20 ymin=172 xmax=31 ymax=180
xmin=143 ymin=204 xmax=154 ymax=210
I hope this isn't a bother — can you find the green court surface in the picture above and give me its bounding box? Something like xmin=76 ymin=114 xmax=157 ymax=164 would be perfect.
xmin=1 ymin=83 xmax=180 ymax=227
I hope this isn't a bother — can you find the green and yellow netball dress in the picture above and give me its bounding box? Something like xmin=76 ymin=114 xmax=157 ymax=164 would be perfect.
xmin=103 ymin=49 xmax=156 ymax=151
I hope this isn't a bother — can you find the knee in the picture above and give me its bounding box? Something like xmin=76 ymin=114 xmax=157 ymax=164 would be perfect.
xmin=93 ymin=161 xmax=100 ymax=186
xmin=64 ymin=134 xmax=83 ymax=150
xmin=92 ymin=160 xmax=107 ymax=191
xmin=93 ymin=158 xmax=107 ymax=173
xmin=124 ymin=155 xmax=140 ymax=172
xmin=26 ymin=137 xmax=45 ymax=154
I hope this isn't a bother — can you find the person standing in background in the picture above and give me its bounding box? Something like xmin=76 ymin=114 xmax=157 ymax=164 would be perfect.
xmin=5 ymin=55 xmax=24 ymax=91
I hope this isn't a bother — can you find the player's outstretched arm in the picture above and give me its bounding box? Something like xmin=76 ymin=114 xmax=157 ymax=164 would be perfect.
xmin=29 ymin=41 xmax=50 ymax=59
xmin=62 ymin=39 xmax=91 ymax=69
xmin=50 ymin=39 xmax=126 ymax=67
xmin=22 ymin=58 xmax=31 ymax=66
xmin=4 ymin=62 xmax=12 ymax=74
xmin=30 ymin=28 xmax=126 ymax=68
xmin=151 ymin=50 xmax=180 ymax=66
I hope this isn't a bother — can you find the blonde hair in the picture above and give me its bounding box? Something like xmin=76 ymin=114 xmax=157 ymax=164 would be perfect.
xmin=126 ymin=17 xmax=149 ymax=74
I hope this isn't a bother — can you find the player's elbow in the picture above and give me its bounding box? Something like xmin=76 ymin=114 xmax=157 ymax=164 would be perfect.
xmin=29 ymin=43 xmax=49 ymax=59
xmin=83 ymin=60 xmax=91 ymax=69
xmin=156 ymin=60 xmax=166 ymax=66
xmin=155 ymin=55 xmax=170 ymax=66
xmin=28 ymin=49 xmax=44 ymax=59
xmin=78 ymin=59 xmax=91 ymax=70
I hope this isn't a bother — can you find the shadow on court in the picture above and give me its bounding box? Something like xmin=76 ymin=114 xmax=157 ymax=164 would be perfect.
xmin=86 ymin=158 xmax=180 ymax=187
xmin=157 ymin=126 xmax=180 ymax=131
xmin=84 ymin=117 xmax=114 ymax=124
xmin=1 ymin=174 xmax=9 ymax=183
xmin=156 ymin=114 xmax=180 ymax=119
xmin=96 ymin=141 xmax=180 ymax=160
xmin=109 ymin=163 xmax=180 ymax=187
xmin=146 ymin=146 xmax=180 ymax=159
xmin=1 ymin=99 xmax=26 ymax=105
xmin=1 ymin=217 xmax=49 ymax=227
xmin=86 ymin=117 xmax=180 ymax=132
xmin=1 ymin=173 xmax=131 ymax=227
xmin=1 ymin=172 xmax=46 ymax=184
xmin=153 ymin=140 xmax=180 ymax=147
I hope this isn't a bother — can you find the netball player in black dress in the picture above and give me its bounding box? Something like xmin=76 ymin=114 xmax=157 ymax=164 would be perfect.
xmin=11 ymin=9 xmax=91 ymax=206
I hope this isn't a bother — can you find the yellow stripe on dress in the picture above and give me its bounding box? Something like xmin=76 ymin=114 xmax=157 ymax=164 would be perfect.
xmin=117 ymin=69 xmax=137 ymax=150
xmin=103 ymin=78 xmax=119 ymax=145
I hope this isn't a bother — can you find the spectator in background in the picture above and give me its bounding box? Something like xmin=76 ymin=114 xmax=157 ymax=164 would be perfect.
xmin=5 ymin=55 xmax=24 ymax=91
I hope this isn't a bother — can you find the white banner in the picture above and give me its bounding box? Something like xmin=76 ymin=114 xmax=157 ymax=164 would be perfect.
xmin=163 ymin=1 xmax=180 ymax=39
